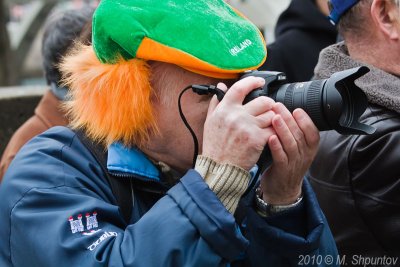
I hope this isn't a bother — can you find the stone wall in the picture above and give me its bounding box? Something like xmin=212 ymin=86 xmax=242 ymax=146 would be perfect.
xmin=0 ymin=86 xmax=45 ymax=156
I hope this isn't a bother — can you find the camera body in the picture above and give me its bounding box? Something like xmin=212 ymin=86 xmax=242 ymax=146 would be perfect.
xmin=240 ymin=66 xmax=375 ymax=135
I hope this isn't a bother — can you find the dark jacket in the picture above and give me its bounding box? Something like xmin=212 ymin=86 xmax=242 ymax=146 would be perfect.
xmin=0 ymin=127 xmax=338 ymax=267
xmin=307 ymin=42 xmax=400 ymax=260
xmin=0 ymin=90 xmax=68 ymax=181
xmin=260 ymin=0 xmax=337 ymax=82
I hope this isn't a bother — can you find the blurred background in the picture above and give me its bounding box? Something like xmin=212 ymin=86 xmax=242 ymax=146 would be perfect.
xmin=0 ymin=0 xmax=290 ymax=87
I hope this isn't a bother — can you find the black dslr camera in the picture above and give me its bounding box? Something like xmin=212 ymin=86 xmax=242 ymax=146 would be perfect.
xmin=239 ymin=66 xmax=376 ymax=170
xmin=189 ymin=66 xmax=375 ymax=169
xmin=240 ymin=66 xmax=375 ymax=135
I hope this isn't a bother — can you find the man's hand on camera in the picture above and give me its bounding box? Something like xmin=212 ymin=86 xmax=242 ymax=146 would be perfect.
xmin=260 ymin=103 xmax=320 ymax=205
xmin=202 ymin=77 xmax=276 ymax=171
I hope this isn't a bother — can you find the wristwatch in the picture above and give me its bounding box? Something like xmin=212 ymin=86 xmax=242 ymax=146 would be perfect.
xmin=255 ymin=187 xmax=303 ymax=217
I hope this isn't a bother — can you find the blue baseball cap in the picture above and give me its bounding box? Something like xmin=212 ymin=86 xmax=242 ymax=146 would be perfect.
xmin=328 ymin=0 xmax=360 ymax=25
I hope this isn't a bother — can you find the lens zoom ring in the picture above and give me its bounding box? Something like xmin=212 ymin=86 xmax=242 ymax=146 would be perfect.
xmin=306 ymin=80 xmax=323 ymax=126
xmin=284 ymin=84 xmax=295 ymax=111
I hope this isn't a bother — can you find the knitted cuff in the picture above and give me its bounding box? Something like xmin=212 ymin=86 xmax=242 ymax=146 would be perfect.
xmin=194 ymin=155 xmax=251 ymax=214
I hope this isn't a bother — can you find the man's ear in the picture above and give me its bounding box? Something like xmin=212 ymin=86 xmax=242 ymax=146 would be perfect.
xmin=371 ymin=0 xmax=400 ymax=40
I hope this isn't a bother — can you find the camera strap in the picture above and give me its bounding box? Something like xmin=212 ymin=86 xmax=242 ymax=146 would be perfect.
xmin=178 ymin=84 xmax=226 ymax=168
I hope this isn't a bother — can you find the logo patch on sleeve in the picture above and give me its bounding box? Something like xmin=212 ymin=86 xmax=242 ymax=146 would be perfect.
xmin=68 ymin=211 xmax=99 ymax=234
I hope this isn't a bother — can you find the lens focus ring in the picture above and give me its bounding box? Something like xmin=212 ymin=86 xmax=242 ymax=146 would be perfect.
xmin=306 ymin=80 xmax=324 ymax=129
xmin=283 ymin=84 xmax=295 ymax=111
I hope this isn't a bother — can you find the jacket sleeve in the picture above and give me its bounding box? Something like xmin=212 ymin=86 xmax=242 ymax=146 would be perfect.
xmin=234 ymin=179 xmax=339 ymax=267
xmin=349 ymin=125 xmax=400 ymax=254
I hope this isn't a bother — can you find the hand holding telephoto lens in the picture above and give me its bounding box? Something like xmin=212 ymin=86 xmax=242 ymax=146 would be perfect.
xmin=201 ymin=77 xmax=320 ymax=206
xmin=240 ymin=66 xmax=375 ymax=172
xmin=260 ymin=104 xmax=319 ymax=205
xmin=190 ymin=66 xmax=375 ymax=205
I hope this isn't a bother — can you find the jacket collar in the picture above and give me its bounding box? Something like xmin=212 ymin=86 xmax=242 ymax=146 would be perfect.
xmin=107 ymin=142 xmax=160 ymax=181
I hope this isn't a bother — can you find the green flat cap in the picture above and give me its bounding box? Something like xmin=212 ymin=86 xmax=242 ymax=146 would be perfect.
xmin=92 ymin=0 xmax=267 ymax=78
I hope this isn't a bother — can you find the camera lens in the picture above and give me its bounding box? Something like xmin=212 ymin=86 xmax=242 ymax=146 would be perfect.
xmin=270 ymin=80 xmax=333 ymax=131
xmin=241 ymin=66 xmax=375 ymax=135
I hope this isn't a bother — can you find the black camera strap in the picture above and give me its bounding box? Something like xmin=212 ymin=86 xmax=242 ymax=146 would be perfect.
xmin=179 ymin=84 xmax=225 ymax=168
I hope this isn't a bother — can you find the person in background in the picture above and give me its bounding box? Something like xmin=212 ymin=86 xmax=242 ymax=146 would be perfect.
xmin=0 ymin=7 xmax=94 ymax=181
xmin=308 ymin=0 xmax=400 ymax=262
xmin=0 ymin=0 xmax=338 ymax=266
xmin=260 ymin=0 xmax=337 ymax=82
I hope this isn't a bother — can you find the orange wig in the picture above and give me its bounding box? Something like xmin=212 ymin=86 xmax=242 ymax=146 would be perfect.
xmin=60 ymin=44 xmax=157 ymax=147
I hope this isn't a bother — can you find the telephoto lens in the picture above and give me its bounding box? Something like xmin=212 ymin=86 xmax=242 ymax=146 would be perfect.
xmin=241 ymin=66 xmax=376 ymax=135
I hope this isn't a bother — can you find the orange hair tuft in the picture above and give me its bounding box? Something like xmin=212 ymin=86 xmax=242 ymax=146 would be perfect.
xmin=60 ymin=44 xmax=157 ymax=147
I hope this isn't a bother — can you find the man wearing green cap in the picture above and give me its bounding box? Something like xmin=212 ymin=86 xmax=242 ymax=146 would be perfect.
xmin=0 ymin=0 xmax=338 ymax=266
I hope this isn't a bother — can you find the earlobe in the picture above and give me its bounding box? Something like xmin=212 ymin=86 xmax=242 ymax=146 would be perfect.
xmin=371 ymin=0 xmax=400 ymax=40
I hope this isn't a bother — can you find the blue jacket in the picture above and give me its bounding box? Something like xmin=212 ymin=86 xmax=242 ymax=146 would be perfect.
xmin=0 ymin=127 xmax=338 ymax=266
